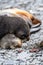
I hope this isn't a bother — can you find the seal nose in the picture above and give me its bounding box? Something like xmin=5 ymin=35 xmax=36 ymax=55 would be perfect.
xmin=27 ymin=36 xmax=30 ymax=41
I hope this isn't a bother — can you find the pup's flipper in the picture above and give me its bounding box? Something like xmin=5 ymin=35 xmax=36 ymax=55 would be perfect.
xmin=30 ymin=26 xmax=41 ymax=33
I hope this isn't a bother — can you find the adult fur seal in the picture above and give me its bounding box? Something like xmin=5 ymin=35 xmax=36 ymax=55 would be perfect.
xmin=0 ymin=15 xmax=30 ymax=40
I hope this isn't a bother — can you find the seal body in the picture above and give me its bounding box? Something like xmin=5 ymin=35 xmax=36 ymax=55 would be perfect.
xmin=0 ymin=8 xmax=41 ymax=49
xmin=0 ymin=15 xmax=30 ymax=40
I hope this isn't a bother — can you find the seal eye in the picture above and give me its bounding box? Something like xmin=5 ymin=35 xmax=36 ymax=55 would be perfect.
xmin=21 ymin=35 xmax=25 ymax=39
xmin=21 ymin=33 xmax=28 ymax=39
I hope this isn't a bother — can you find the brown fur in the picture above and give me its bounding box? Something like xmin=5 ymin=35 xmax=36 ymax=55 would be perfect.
xmin=1 ymin=8 xmax=41 ymax=25
xmin=3 ymin=8 xmax=41 ymax=24
xmin=0 ymin=8 xmax=41 ymax=49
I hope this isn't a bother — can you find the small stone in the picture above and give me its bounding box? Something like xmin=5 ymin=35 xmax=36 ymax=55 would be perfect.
xmin=0 ymin=50 xmax=6 ymax=54
xmin=3 ymin=60 xmax=15 ymax=65
xmin=40 ymin=57 xmax=43 ymax=62
xmin=17 ymin=50 xmax=23 ymax=53
xmin=40 ymin=41 xmax=43 ymax=47
xmin=36 ymin=54 xmax=42 ymax=57
xmin=29 ymin=48 xmax=39 ymax=52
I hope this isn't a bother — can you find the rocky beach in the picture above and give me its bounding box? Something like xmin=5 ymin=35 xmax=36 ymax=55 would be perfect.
xmin=0 ymin=0 xmax=43 ymax=65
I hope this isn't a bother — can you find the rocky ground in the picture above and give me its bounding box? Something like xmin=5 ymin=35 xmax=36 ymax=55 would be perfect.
xmin=0 ymin=0 xmax=43 ymax=65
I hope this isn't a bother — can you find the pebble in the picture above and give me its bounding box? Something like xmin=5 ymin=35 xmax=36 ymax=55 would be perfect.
xmin=3 ymin=60 xmax=15 ymax=65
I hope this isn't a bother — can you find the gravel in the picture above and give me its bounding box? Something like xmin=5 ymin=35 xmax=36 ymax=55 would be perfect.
xmin=0 ymin=0 xmax=43 ymax=65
